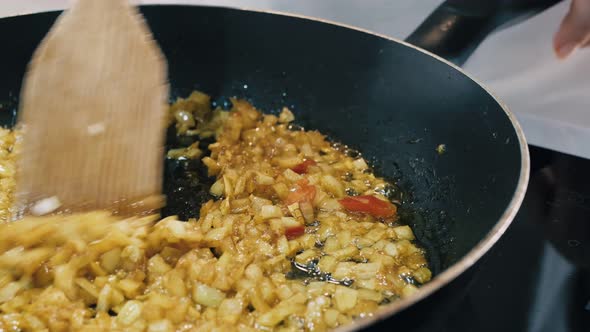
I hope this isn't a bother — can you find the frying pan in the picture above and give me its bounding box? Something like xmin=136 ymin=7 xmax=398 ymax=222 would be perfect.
xmin=0 ymin=1 xmax=562 ymax=331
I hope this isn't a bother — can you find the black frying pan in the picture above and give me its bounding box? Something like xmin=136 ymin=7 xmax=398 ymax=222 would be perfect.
xmin=0 ymin=1 xmax=561 ymax=331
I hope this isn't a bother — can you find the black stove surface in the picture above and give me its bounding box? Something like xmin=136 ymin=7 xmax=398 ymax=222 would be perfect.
xmin=440 ymin=146 xmax=590 ymax=332
xmin=442 ymin=220 xmax=589 ymax=332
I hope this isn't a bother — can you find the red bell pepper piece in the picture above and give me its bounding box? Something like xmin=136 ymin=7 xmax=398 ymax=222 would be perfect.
xmin=291 ymin=159 xmax=317 ymax=174
xmin=339 ymin=195 xmax=397 ymax=218
xmin=285 ymin=225 xmax=305 ymax=240
xmin=285 ymin=180 xmax=316 ymax=206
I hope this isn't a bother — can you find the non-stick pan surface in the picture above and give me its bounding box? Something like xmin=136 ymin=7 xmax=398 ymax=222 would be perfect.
xmin=0 ymin=5 xmax=529 ymax=331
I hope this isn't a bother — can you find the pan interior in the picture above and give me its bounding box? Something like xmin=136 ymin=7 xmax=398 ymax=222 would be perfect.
xmin=0 ymin=5 xmax=522 ymax=278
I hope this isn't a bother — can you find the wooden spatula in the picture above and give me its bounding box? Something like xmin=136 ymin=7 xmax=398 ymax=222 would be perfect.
xmin=13 ymin=0 xmax=169 ymax=218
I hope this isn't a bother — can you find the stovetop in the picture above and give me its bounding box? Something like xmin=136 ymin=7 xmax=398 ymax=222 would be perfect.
xmin=442 ymin=218 xmax=589 ymax=332
xmin=440 ymin=146 xmax=590 ymax=332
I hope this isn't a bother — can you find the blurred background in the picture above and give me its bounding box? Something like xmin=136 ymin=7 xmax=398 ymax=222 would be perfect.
xmin=3 ymin=0 xmax=589 ymax=159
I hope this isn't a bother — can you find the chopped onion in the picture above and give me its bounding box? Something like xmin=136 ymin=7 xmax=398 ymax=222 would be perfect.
xmin=30 ymin=196 xmax=61 ymax=216
xmin=299 ymin=201 xmax=314 ymax=223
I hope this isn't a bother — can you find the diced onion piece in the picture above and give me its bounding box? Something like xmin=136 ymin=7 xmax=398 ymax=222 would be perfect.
xmin=148 ymin=255 xmax=172 ymax=275
xmin=355 ymin=278 xmax=377 ymax=290
xmin=401 ymin=284 xmax=419 ymax=299
xmin=276 ymin=285 xmax=294 ymax=301
xmin=319 ymin=199 xmax=342 ymax=211
xmin=330 ymin=246 xmax=358 ymax=260
xmin=279 ymin=107 xmax=295 ymax=123
xmin=250 ymin=195 xmax=272 ymax=212
xmin=323 ymin=237 xmax=340 ymax=253
xmin=283 ymin=169 xmax=302 ymax=182
xmin=23 ymin=314 xmax=45 ymax=330
xmin=413 ymin=267 xmax=432 ymax=284
xmin=100 ymin=248 xmax=121 ymax=273
xmin=174 ymin=110 xmax=195 ymax=127
xmin=96 ymin=284 xmax=113 ymax=312
xmin=354 ymin=262 xmax=381 ymax=279
xmin=357 ymin=289 xmax=383 ymax=302
xmin=54 ymin=264 xmax=76 ymax=299
xmin=210 ymin=179 xmax=225 ymax=197
xmin=75 ymin=278 xmax=99 ymax=298
xmin=256 ymin=172 xmax=275 ymax=185
xmin=287 ymin=203 xmax=304 ymax=222
xmin=276 ymin=157 xmax=304 ymax=168
xmin=277 ymin=236 xmax=289 ymax=254
xmin=30 ymin=196 xmax=61 ymax=216
xmin=281 ymin=217 xmax=300 ymax=228
xmin=117 ymin=279 xmax=142 ymax=298
xmin=384 ymin=242 xmax=399 ymax=257
xmin=257 ymin=293 xmax=305 ymax=326
xmin=300 ymin=144 xmax=314 ymax=157
xmin=202 ymin=156 xmax=221 ymax=176
xmin=332 ymin=262 xmax=355 ymax=280
xmin=256 ymin=305 xmax=292 ymax=326
xmin=365 ymin=228 xmax=386 ymax=242
xmin=204 ymin=226 xmax=230 ymax=242
xmin=352 ymin=158 xmax=369 ymax=171
xmin=193 ymin=283 xmax=225 ymax=308
xmin=117 ymin=300 xmax=143 ymax=325
xmin=148 ymin=320 xmax=174 ymax=332
xmin=244 ymin=264 xmax=263 ymax=281
xmin=393 ymin=225 xmax=415 ymax=240
xmin=166 ymin=219 xmax=187 ymax=238
xmin=324 ymin=309 xmax=340 ymax=328
xmin=261 ymin=205 xmax=283 ymax=219
xmin=218 ymin=298 xmax=244 ymax=324
xmin=299 ymin=201 xmax=314 ymax=223
xmin=321 ymin=175 xmax=345 ymax=198
xmin=318 ymin=255 xmax=338 ymax=273
xmin=295 ymin=249 xmax=318 ymax=264
xmin=334 ymin=286 xmax=358 ymax=312
xmin=273 ymin=183 xmax=290 ymax=199
xmin=0 ymin=281 xmax=23 ymax=303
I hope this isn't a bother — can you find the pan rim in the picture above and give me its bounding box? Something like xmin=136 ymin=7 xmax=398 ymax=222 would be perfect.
xmin=1 ymin=4 xmax=531 ymax=330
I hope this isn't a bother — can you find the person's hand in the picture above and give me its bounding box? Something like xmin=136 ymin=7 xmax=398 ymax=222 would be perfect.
xmin=554 ymin=0 xmax=590 ymax=59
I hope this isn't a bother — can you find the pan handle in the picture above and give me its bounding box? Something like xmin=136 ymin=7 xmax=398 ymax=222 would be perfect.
xmin=405 ymin=0 xmax=563 ymax=66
